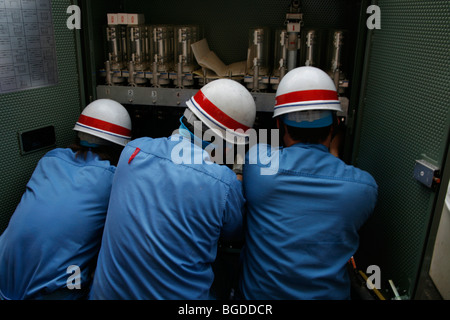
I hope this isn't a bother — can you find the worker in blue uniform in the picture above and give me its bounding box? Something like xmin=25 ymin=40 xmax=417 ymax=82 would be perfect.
xmin=90 ymin=79 xmax=256 ymax=299
xmin=0 ymin=99 xmax=132 ymax=300
xmin=239 ymin=67 xmax=378 ymax=300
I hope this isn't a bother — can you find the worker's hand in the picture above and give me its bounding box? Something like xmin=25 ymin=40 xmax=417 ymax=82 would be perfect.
xmin=232 ymin=153 xmax=244 ymax=177
xmin=330 ymin=130 xmax=343 ymax=157
xmin=330 ymin=120 xmax=345 ymax=158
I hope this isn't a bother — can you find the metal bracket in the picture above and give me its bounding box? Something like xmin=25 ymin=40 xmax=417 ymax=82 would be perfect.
xmin=414 ymin=159 xmax=441 ymax=188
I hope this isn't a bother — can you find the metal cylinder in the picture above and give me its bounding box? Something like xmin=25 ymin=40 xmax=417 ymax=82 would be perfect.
xmin=304 ymin=30 xmax=316 ymax=66
xmin=287 ymin=32 xmax=299 ymax=71
xmin=151 ymin=25 xmax=174 ymax=72
xmin=127 ymin=25 xmax=148 ymax=71
xmin=326 ymin=30 xmax=348 ymax=93
xmin=128 ymin=61 xmax=136 ymax=86
xmin=106 ymin=25 xmax=126 ymax=70
xmin=248 ymin=27 xmax=270 ymax=76
xmin=273 ymin=29 xmax=287 ymax=78
xmin=174 ymin=25 xmax=199 ymax=73
xmin=105 ymin=60 xmax=112 ymax=85
xmin=330 ymin=30 xmax=344 ymax=72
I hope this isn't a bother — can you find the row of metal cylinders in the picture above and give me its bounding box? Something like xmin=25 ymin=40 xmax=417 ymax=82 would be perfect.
xmin=107 ymin=25 xmax=199 ymax=74
xmin=104 ymin=26 xmax=347 ymax=90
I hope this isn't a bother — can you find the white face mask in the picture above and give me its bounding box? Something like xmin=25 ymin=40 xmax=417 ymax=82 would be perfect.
xmin=282 ymin=110 xmax=333 ymax=128
xmin=78 ymin=132 xmax=113 ymax=147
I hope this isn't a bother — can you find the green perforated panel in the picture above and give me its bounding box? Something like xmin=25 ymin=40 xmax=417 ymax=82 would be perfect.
xmin=353 ymin=0 xmax=450 ymax=298
xmin=0 ymin=0 xmax=82 ymax=234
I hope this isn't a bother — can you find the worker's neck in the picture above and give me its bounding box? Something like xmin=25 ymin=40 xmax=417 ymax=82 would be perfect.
xmin=283 ymin=135 xmax=332 ymax=149
xmin=278 ymin=120 xmax=332 ymax=150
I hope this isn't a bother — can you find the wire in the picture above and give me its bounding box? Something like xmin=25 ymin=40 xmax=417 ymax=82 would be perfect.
xmin=358 ymin=270 xmax=386 ymax=300
xmin=388 ymin=280 xmax=402 ymax=300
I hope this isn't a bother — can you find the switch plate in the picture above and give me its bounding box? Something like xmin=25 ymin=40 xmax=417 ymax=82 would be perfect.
xmin=18 ymin=125 xmax=56 ymax=155
xmin=414 ymin=159 xmax=440 ymax=188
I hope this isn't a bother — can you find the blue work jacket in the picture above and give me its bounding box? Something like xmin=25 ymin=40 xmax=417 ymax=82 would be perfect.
xmin=0 ymin=148 xmax=115 ymax=300
xmin=90 ymin=135 xmax=245 ymax=300
xmin=239 ymin=143 xmax=378 ymax=300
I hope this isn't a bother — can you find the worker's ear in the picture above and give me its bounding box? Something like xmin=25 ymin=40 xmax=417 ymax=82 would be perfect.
xmin=276 ymin=117 xmax=287 ymax=148
xmin=330 ymin=112 xmax=338 ymax=139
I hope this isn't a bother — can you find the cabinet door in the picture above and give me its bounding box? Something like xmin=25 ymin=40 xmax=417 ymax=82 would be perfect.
xmin=0 ymin=0 xmax=84 ymax=233
xmin=352 ymin=0 xmax=450 ymax=299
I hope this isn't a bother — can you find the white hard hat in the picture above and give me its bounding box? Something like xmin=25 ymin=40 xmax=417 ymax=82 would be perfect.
xmin=185 ymin=79 xmax=256 ymax=145
xmin=273 ymin=66 xmax=342 ymax=118
xmin=73 ymin=99 xmax=132 ymax=146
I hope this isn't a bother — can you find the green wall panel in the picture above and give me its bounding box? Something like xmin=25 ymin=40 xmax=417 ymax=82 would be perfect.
xmin=0 ymin=0 xmax=82 ymax=234
xmin=354 ymin=0 xmax=450 ymax=298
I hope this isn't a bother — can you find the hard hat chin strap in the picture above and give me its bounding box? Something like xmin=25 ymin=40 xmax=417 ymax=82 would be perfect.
xmin=179 ymin=116 xmax=213 ymax=150
xmin=183 ymin=108 xmax=210 ymax=133
xmin=80 ymin=140 xmax=100 ymax=148
xmin=278 ymin=117 xmax=287 ymax=148
xmin=181 ymin=108 xmax=237 ymax=155
xmin=78 ymin=132 xmax=113 ymax=148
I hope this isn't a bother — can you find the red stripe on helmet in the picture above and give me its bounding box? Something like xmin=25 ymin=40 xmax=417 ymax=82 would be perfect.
xmin=77 ymin=114 xmax=131 ymax=137
xmin=193 ymin=90 xmax=250 ymax=131
xmin=275 ymin=89 xmax=339 ymax=106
